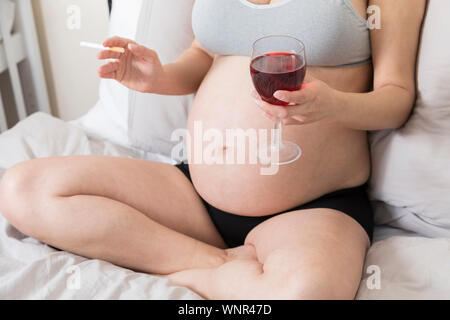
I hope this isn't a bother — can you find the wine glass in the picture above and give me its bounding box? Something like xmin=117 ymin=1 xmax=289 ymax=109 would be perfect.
xmin=250 ymin=35 xmax=306 ymax=166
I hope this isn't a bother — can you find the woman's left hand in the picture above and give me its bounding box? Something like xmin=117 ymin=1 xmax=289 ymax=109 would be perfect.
xmin=252 ymin=77 xmax=338 ymax=126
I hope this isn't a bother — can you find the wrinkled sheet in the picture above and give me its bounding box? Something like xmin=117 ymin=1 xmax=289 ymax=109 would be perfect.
xmin=356 ymin=236 xmax=450 ymax=299
xmin=0 ymin=113 xmax=449 ymax=299
xmin=0 ymin=113 xmax=199 ymax=299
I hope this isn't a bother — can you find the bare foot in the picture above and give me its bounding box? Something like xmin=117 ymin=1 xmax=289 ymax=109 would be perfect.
xmin=225 ymin=244 xmax=258 ymax=262
xmin=161 ymin=244 xmax=258 ymax=280
xmin=164 ymin=244 xmax=261 ymax=299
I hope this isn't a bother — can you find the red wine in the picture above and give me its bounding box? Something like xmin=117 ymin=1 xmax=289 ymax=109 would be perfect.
xmin=250 ymin=52 xmax=306 ymax=106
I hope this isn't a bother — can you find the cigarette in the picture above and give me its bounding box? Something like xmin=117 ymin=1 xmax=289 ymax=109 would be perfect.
xmin=80 ymin=41 xmax=125 ymax=53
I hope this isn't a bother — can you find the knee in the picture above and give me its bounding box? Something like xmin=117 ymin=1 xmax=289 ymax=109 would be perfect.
xmin=0 ymin=162 xmax=32 ymax=211
xmin=0 ymin=160 xmax=46 ymax=235
xmin=266 ymin=271 xmax=357 ymax=300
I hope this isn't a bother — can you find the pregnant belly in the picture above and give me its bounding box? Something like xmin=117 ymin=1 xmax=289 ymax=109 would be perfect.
xmin=186 ymin=56 xmax=371 ymax=216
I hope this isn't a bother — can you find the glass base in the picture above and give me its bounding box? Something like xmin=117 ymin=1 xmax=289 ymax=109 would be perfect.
xmin=259 ymin=141 xmax=302 ymax=166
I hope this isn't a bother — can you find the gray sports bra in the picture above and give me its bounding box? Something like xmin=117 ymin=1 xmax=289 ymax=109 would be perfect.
xmin=192 ymin=0 xmax=371 ymax=67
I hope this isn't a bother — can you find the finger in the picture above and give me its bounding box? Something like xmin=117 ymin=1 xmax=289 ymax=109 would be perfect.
xmin=284 ymin=103 xmax=312 ymax=118
xmin=97 ymin=61 xmax=119 ymax=74
xmin=128 ymin=43 xmax=154 ymax=61
xmin=290 ymin=115 xmax=307 ymax=124
xmin=281 ymin=118 xmax=299 ymax=125
xmin=97 ymin=50 xmax=122 ymax=60
xmin=273 ymin=89 xmax=308 ymax=105
xmin=98 ymin=71 xmax=117 ymax=80
xmin=274 ymin=81 xmax=317 ymax=104
xmin=282 ymin=115 xmax=308 ymax=125
xmin=254 ymin=98 xmax=289 ymax=119
xmin=263 ymin=111 xmax=274 ymax=120
xmin=103 ymin=36 xmax=134 ymax=49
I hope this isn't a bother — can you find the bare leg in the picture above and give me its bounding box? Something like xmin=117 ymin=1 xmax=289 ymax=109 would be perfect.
xmin=167 ymin=209 xmax=369 ymax=299
xmin=0 ymin=156 xmax=228 ymax=274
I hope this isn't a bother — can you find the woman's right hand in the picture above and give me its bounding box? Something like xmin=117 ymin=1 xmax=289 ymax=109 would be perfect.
xmin=97 ymin=36 xmax=165 ymax=93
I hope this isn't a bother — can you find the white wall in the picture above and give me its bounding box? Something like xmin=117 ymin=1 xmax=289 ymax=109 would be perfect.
xmin=33 ymin=0 xmax=109 ymax=120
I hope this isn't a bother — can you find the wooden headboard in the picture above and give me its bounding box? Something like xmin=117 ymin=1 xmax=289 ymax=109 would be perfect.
xmin=0 ymin=0 xmax=50 ymax=132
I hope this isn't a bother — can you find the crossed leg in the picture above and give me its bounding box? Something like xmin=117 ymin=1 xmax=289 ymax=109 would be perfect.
xmin=168 ymin=208 xmax=370 ymax=300
xmin=0 ymin=156 xmax=228 ymax=274
xmin=0 ymin=156 xmax=369 ymax=299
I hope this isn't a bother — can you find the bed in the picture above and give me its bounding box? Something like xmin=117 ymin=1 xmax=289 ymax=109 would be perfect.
xmin=0 ymin=112 xmax=448 ymax=300
xmin=0 ymin=0 xmax=449 ymax=300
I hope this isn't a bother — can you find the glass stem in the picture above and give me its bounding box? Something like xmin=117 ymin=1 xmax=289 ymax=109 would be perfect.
xmin=272 ymin=117 xmax=284 ymax=150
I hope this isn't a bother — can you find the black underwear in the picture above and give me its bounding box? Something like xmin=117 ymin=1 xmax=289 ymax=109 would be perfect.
xmin=175 ymin=163 xmax=373 ymax=248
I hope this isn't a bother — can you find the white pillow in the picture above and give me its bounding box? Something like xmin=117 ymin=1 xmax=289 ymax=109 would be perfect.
xmin=74 ymin=0 xmax=195 ymax=161
xmin=128 ymin=0 xmax=195 ymax=158
xmin=369 ymin=0 xmax=450 ymax=237
xmin=74 ymin=0 xmax=142 ymax=148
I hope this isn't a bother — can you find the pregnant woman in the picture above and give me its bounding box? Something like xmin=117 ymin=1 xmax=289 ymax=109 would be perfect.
xmin=0 ymin=0 xmax=425 ymax=299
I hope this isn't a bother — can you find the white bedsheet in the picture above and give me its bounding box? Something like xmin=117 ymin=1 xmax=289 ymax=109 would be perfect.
xmin=0 ymin=113 xmax=449 ymax=299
